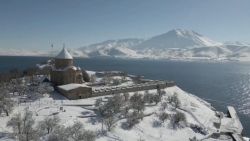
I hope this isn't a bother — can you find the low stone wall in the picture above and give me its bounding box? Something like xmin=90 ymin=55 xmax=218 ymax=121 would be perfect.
xmin=92 ymin=81 xmax=175 ymax=97
xmin=57 ymin=86 xmax=92 ymax=100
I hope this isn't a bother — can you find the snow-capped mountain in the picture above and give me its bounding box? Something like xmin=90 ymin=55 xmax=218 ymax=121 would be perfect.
xmin=1 ymin=29 xmax=250 ymax=61
xmin=134 ymin=29 xmax=222 ymax=50
xmin=76 ymin=29 xmax=250 ymax=61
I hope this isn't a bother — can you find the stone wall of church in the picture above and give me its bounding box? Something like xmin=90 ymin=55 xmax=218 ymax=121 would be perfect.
xmin=51 ymin=69 xmax=83 ymax=85
xmin=50 ymin=71 xmax=64 ymax=85
xmin=55 ymin=59 xmax=73 ymax=69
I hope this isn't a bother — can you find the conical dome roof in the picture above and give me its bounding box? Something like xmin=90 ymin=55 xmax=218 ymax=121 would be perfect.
xmin=55 ymin=47 xmax=73 ymax=59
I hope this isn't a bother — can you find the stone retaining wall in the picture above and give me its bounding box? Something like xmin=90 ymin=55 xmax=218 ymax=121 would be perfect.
xmin=92 ymin=81 xmax=175 ymax=97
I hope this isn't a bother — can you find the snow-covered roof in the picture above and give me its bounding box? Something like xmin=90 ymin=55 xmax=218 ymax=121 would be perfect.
xmin=58 ymin=83 xmax=90 ymax=91
xmin=55 ymin=47 xmax=73 ymax=59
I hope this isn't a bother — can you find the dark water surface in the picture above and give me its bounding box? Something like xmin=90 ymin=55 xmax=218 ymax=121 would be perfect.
xmin=0 ymin=56 xmax=250 ymax=136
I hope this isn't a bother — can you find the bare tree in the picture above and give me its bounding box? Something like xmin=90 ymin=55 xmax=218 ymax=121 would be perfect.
xmin=20 ymin=109 xmax=37 ymax=141
xmin=125 ymin=111 xmax=143 ymax=128
xmin=0 ymin=96 xmax=14 ymax=116
xmin=103 ymin=116 xmax=116 ymax=131
xmin=81 ymin=130 xmax=95 ymax=141
xmin=170 ymin=112 xmax=186 ymax=129
xmin=143 ymin=92 xmax=154 ymax=104
xmin=7 ymin=113 xmax=22 ymax=134
xmin=98 ymin=94 xmax=124 ymax=117
xmin=0 ymin=85 xmax=14 ymax=116
xmin=189 ymin=136 xmax=199 ymax=141
xmin=47 ymin=125 xmax=69 ymax=141
xmin=96 ymin=95 xmax=124 ymax=132
xmin=152 ymin=94 xmax=161 ymax=105
xmin=121 ymin=106 xmax=130 ymax=118
xmin=9 ymin=79 xmax=28 ymax=96
xmin=161 ymin=101 xmax=168 ymax=111
xmin=67 ymin=121 xmax=84 ymax=140
xmin=158 ymin=112 xmax=169 ymax=123
xmin=168 ymin=93 xmax=181 ymax=109
xmin=67 ymin=121 xmax=96 ymax=141
xmin=95 ymin=98 xmax=102 ymax=108
xmin=7 ymin=109 xmax=37 ymax=141
xmin=38 ymin=115 xmax=60 ymax=134
xmin=130 ymin=93 xmax=145 ymax=113
xmin=110 ymin=94 xmax=124 ymax=113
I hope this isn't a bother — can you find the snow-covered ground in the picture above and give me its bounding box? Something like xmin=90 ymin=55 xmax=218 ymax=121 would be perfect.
xmin=1 ymin=84 xmax=243 ymax=141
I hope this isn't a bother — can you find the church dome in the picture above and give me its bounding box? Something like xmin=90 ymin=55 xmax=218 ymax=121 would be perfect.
xmin=56 ymin=47 xmax=73 ymax=59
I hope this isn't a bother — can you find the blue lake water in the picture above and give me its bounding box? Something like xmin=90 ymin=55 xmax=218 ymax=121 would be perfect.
xmin=0 ymin=56 xmax=250 ymax=136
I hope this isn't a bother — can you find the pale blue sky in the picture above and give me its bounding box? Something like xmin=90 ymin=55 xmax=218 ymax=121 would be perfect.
xmin=0 ymin=0 xmax=250 ymax=51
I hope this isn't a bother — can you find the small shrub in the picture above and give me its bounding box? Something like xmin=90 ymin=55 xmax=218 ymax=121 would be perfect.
xmin=161 ymin=101 xmax=168 ymax=110
xmin=95 ymin=98 xmax=102 ymax=107
xmin=143 ymin=93 xmax=154 ymax=104
xmin=158 ymin=112 xmax=169 ymax=123
xmin=189 ymin=136 xmax=199 ymax=141
xmin=168 ymin=93 xmax=181 ymax=109
xmin=125 ymin=111 xmax=142 ymax=128
xmin=170 ymin=112 xmax=186 ymax=129
xmin=152 ymin=94 xmax=161 ymax=104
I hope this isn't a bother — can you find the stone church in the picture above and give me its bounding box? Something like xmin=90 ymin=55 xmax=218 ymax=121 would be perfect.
xmin=50 ymin=47 xmax=83 ymax=85
xmin=50 ymin=48 xmax=92 ymax=99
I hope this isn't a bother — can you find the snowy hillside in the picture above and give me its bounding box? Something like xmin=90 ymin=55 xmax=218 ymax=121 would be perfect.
xmin=0 ymin=85 xmax=232 ymax=141
xmin=79 ymin=39 xmax=144 ymax=52
xmin=78 ymin=39 xmax=144 ymax=58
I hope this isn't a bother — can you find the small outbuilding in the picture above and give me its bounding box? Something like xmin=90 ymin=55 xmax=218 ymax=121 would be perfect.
xmin=57 ymin=83 xmax=92 ymax=100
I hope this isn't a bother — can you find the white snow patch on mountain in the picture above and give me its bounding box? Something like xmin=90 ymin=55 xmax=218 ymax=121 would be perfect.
xmin=78 ymin=39 xmax=144 ymax=58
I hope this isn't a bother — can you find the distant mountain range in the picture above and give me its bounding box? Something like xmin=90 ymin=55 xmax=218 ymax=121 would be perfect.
xmin=76 ymin=29 xmax=250 ymax=61
xmin=2 ymin=29 xmax=250 ymax=61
